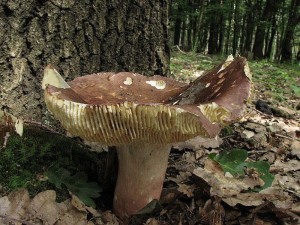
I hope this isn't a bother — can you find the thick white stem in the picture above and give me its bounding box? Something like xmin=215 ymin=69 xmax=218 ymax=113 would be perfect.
xmin=113 ymin=143 xmax=171 ymax=218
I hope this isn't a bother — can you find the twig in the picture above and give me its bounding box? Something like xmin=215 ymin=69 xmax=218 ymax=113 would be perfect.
xmin=247 ymin=150 xmax=269 ymax=154
xmin=221 ymin=135 xmax=236 ymax=139
xmin=176 ymin=45 xmax=187 ymax=54
xmin=252 ymin=108 xmax=273 ymax=117
xmin=275 ymin=133 xmax=299 ymax=141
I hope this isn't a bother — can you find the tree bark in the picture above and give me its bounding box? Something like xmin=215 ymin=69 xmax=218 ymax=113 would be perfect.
xmin=207 ymin=0 xmax=221 ymax=54
xmin=265 ymin=15 xmax=277 ymax=59
xmin=232 ymin=0 xmax=241 ymax=55
xmin=0 ymin=0 xmax=169 ymax=120
xmin=281 ymin=0 xmax=300 ymax=62
xmin=252 ymin=0 xmax=280 ymax=59
xmin=242 ymin=0 xmax=256 ymax=56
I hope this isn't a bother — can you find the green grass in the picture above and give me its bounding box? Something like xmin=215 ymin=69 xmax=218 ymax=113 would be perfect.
xmin=170 ymin=51 xmax=223 ymax=81
xmin=248 ymin=60 xmax=299 ymax=101
xmin=170 ymin=51 xmax=299 ymax=106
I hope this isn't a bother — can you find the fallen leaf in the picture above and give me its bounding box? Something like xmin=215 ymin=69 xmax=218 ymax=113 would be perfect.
xmin=222 ymin=187 xmax=293 ymax=209
xmin=177 ymin=183 xmax=195 ymax=197
xmin=193 ymin=159 xmax=262 ymax=198
xmin=241 ymin=130 xmax=255 ymax=139
xmin=0 ymin=189 xmax=106 ymax=225
xmin=173 ymin=136 xmax=223 ymax=150
xmin=291 ymin=140 xmax=300 ymax=158
xmin=271 ymin=159 xmax=300 ymax=173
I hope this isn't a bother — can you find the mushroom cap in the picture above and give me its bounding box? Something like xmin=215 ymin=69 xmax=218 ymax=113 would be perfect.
xmin=43 ymin=57 xmax=251 ymax=145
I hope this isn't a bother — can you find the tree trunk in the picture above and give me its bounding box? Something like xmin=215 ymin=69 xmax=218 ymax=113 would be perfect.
xmin=224 ymin=0 xmax=234 ymax=54
xmin=0 ymin=0 xmax=169 ymax=120
xmin=174 ymin=17 xmax=182 ymax=46
xmin=207 ymin=0 xmax=221 ymax=54
xmin=194 ymin=0 xmax=206 ymax=52
xmin=180 ymin=18 xmax=186 ymax=49
xmin=242 ymin=0 xmax=256 ymax=57
xmin=173 ymin=3 xmax=183 ymax=46
xmin=265 ymin=15 xmax=277 ymax=59
xmin=252 ymin=0 xmax=280 ymax=59
xmin=232 ymin=0 xmax=241 ymax=55
xmin=281 ymin=0 xmax=300 ymax=62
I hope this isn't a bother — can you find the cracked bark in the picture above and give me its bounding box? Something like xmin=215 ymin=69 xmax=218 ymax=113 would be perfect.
xmin=0 ymin=0 xmax=169 ymax=120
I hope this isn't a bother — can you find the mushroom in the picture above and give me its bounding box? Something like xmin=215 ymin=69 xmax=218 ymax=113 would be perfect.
xmin=42 ymin=56 xmax=252 ymax=219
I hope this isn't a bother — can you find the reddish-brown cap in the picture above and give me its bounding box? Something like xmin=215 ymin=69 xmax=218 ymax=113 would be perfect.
xmin=42 ymin=56 xmax=251 ymax=145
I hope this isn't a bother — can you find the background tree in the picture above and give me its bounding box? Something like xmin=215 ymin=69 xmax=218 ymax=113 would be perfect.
xmin=170 ymin=0 xmax=300 ymax=62
xmin=252 ymin=0 xmax=282 ymax=59
xmin=0 ymin=0 xmax=169 ymax=120
xmin=280 ymin=0 xmax=300 ymax=62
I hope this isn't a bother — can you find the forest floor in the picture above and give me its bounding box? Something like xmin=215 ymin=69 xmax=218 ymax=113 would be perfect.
xmin=0 ymin=51 xmax=299 ymax=225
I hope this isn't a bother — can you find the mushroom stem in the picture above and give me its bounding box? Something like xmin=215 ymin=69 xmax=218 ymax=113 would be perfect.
xmin=113 ymin=143 xmax=171 ymax=218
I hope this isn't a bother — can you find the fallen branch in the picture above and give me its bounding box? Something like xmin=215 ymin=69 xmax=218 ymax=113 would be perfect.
xmin=176 ymin=45 xmax=186 ymax=54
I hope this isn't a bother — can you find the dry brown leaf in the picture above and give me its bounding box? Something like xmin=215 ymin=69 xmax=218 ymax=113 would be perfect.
xmin=271 ymin=159 xmax=300 ymax=173
xmin=173 ymin=136 xmax=223 ymax=150
xmin=193 ymin=159 xmax=262 ymax=197
xmin=70 ymin=193 xmax=87 ymax=212
xmin=222 ymin=187 xmax=293 ymax=209
xmin=241 ymin=130 xmax=255 ymax=139
xmin=291 ymin=140 xmax=300 ymax=158
xmin=0 ymin=189 xmax=108 ymax=225
xmin=56 ymin=209 xmax=88 ymax=225
xmin=278 ymin=106 xmax=296 ymax=115
xmin=100 ymin=211 xmax=120 ymax=224
xmin=0 ymin=189 xmax=30 ymax=222
xmin=145 ymin=218 xmax=161 ymax=225
xmin=177 ymin=183 xmax=195 ymax=197
xmin=249 ymin=113 xmax=299 ymax=133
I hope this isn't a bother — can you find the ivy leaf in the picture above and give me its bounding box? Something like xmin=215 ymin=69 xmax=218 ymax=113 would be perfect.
xmin=246 ymin=161 xmax=274 ymax=191
xmin=209 ymin=149 xmax=274 ymax=191
xmin=209 ymin=149 xmax=247 ymax=176
xmin=45 ymin=167 xmax=101 ymax=207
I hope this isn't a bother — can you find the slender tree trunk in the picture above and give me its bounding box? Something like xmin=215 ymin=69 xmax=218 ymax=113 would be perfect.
xmin=232 ymin=0 xmax=241 ymax=55
xmin=199 ymin=26 xmax=209 ymax=53
xmin=218 ymin=8 xmax=225 ymax=53
xmin=194 ymin=0 xmax=206 ymax=52
xmin=253 ymin=0 xmax=279 ymax=59
xmin=281 ymin=0 xmax=300 ymax=62
xmin=174 ymin=17 xmax=182 ymax=46
xmin=173 ymin=3 xmax=183 ymax=46
xmin=0 ymin=0 xmax=169 ymax=120
xmin=265 ymin=15 xmax=277 ymax=59
xmin=181 ymin=18 xmax=186 ymax=49
xmin=239 ymin=12 xmax=246 ymax=54
xmin=275 ymin=1 xmax=288 ymax=61
xmin=187 ymin=16 xmax=192 ymax=51
xmin=225 ymin=1 xmax=234 ymax=54
xmin=243 ymin=0 xmax=256 ymax=57
xmin=208 ymin=0 xmax=221 ymax=54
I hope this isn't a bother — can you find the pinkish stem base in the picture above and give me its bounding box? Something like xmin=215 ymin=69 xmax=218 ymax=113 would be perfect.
xmin=113 ymin=143 xmax=171 ymax=219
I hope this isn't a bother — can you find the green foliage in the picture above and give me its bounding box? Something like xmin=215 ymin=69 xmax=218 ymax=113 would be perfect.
xmin=209 ymin=149 xmax=247 ymax=176
xmin=243 ymin=60 xmax=299 ymax=102
xmin=246 ymin=161 xmax=274 ymax=191
xmin=290 ymin=85 xmax=300 ymax=97
xmin=0 ymin=128 xmax=100 ymax=200
xmin=45 ymin=167 xmax=101 ymax=208
xmin=209 ymin=149 xmax=274 ymax=191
